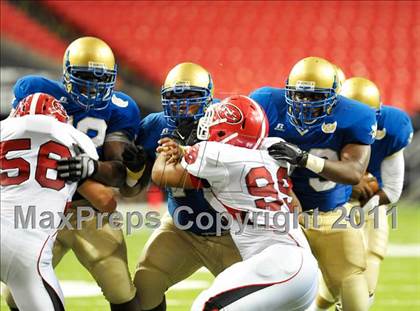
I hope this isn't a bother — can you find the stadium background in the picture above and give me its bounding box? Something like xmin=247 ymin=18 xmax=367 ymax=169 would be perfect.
xmin=1 ymin=1 xmax=419 ymax=310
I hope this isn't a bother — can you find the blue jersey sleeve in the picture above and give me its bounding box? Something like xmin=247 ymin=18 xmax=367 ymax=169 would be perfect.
xmin=107 ymin=92 xmax=141 ymax=141
xmin=391 ymin=112 xmax=414 ymax=154
xmin=136 ymin=112 xmax=167 ymax=160
xmin=339 ymin=97 xmax=377 ymax=146
xmin=12 ymin=75 xmax=65 ymax=108
xmin=378 ymin=106 xmax=413 ymax=156
xmin=250 ymin=87 xmax=284 ymax=131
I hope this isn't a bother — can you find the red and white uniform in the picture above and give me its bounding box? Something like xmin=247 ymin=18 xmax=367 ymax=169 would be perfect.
xmin=181 ymin=138 xmax=318 ymax=311
xmin=1 ymin=114 xmax=98 ymax=311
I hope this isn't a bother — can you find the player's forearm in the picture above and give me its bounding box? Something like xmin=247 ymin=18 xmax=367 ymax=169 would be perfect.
xmin=318 ymin=159 xmax=366 ymax=185
xmin=77 ymin=179 xmax=117 ymax=212
xmin=152 ymin=152 xmax=173 ymax=187
xmin=93 ymin=160 xmax=127 ymax=187
xmin=317 ymin=143 xmax=370 ymax=185
xmin=152 ymin=152 xmax=194 ymax=188
xmin=376 ymin=189 xmax=391 ymax=205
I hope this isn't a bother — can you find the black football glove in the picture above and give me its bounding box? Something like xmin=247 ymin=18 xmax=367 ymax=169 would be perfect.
xmin=57 ymin=145 xmax=98 ymax=182
xmin=172 ymin=118 xmax=200 ymax=146
xmin=268 ymin=141 xmax=308 ymax=167
xmin=122 ymin=144 xmax=147 ymax=173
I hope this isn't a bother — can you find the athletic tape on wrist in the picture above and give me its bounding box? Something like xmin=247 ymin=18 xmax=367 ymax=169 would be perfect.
xmin=126 ymin=166 xmax=145 ymax=187
xmin=305 ymin=154 xmax=325 ymax=174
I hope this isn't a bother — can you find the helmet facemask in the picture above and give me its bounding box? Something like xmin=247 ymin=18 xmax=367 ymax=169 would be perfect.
xmin=197 ymin=103 xmax=235 ymax=142
xmin=161 ymin=85 xmax=212 ymax=130
xmin=63 ymin=62 xmax=117 ymax=111
xmin=285 ymin=82 xmax=337 ymax=131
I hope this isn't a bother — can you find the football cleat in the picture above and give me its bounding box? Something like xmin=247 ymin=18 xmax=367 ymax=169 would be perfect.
xmin=161 ymin=62 xmax=213 ymax=130
xmin=285 ymin=56 xmax=338 ymax=131
xmin=197 ymin=95 xmax=268 ymax=149
xmin=12 ymin=92 xmax=68 ymax=123
xmin=63 ymin=36 xmax=117 ymax=110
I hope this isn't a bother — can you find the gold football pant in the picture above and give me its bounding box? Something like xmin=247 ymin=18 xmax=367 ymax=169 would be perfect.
xmin=134 ymin=212 xmax=242 ymax=310
xmin=302 ymin=204 xmax=369 ymax=311
xmin=363 ymin=204 xmax=389 ymax=296
xmin=4 ymin=209 xmax=136 ymax=308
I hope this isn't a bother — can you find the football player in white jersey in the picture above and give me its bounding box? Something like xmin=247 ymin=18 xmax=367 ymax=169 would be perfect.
xmin=1 ymin=93 xmax=116 ymax=311
xmin=152 ymin=95 xmax=318 ymax=311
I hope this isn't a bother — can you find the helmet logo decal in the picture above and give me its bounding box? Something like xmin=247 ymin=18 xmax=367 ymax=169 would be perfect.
xmin=217 ymin=103 xmax=243 ymax=124
xmin=296 ymin=80 xmax=316 ymax=91
xmin=174 ymin=82 xmax=191 ymax=93
xmin=321 ymin=121 xmax=337 ymax=134
xmin=111 ymin=94 xmax=129 ymax=108
xmin=88 ymin=61 xmax=106 ymax=69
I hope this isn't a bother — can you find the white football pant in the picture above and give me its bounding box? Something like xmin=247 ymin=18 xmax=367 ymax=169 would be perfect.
xmin=191 ymin=222 xmax=318 ymax=311
xmin=1 ymin=217 xmax=64 ymax=311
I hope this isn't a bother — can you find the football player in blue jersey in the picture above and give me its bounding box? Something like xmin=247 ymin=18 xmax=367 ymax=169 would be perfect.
xmin=132 ymin=62 xmax=241 ymax=311
xmin=4 ymin=37 xmax=146 ymax=311
xmin=250 ymin=57 xmax=377 ymax=311
xmin=341 ymin=77 xmax=413 ymax=309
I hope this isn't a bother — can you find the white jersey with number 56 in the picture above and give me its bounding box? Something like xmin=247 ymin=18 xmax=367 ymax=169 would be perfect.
xmin=0 ymin=114 xmax=98 ymax=235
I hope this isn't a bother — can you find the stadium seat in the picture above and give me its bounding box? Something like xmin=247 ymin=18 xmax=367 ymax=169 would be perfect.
xmin=2 ymin=1 xmax=419 ymax=113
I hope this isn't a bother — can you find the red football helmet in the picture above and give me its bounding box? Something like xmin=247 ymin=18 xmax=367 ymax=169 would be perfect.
xmin=12 ymin=93 xmax=68 ymax=123
xmin=197 ymin=95 xmax=269 ymax=149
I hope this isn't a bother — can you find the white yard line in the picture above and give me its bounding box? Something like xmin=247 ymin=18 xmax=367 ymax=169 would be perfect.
xmin=387 ymin=243 xmax=420 ymax=257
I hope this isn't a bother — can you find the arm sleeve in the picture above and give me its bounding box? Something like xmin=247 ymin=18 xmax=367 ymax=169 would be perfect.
xmin=389 ymin=114 xmax=414 ymax=155
xmin=12 ymin=76 xmax=49 ymax=108
xmin=180 ymin=141 xmax=228 ymax=183
xmin=380 ymin=149 xmax=405 ymax=204
xmin=107 ymin=94 xmax=141 ymax=141
xmin=136 ymin=113 xmax=164 ymax=161
xmin=343 ymin=100 xmax=377 ymax=145
xmin=104 ymin=131 xmax=131 ymax=144
xmin=249 ymin=87 xmax=279 ymax=130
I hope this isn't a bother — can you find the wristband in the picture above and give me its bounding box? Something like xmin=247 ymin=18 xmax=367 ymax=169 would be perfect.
xmin=305 ymin=154 xmax=325 ymax=174
xmin=126 ymin=166 xmax=145 ymax=187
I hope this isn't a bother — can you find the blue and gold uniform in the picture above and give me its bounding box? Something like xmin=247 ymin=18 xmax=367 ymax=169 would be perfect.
xmin=12 ymin=75 xmax=140 ymax=153
xmin=368 ymin=105 xmax=413 ymax=185
xmin=340 ymin=77 xmax=413 ymax=305
xmin=251 ymin=57 xmax=377 ymax=311
xmin=251 ymin=87 xmax=376 ymax=212
xmin=133 ymin=63 xmax=241 ymax=311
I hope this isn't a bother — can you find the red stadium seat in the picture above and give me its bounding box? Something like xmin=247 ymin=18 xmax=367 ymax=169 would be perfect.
xmin=2 ymin=1 xmax=419 ymax=113
xmin=0 ymin=1 xmax=66 ymax=61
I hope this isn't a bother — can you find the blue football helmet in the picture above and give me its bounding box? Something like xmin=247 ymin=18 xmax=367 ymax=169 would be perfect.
xmin=285 ymin=57 xmax=338 ymax=131
xmin=161 ymin=62 xmax=213 ymax=130
xmin=63 ymin=37 xmax=117 ymax=110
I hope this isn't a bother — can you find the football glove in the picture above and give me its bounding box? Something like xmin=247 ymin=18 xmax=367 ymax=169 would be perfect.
xmin=122 ymin=144 xmax=147 ymax=173
xmin=57 ymin=145 xmax=98 ymax=182
xmin=172 ymin=118 xmax=200 ymax=146
xmin=268 ymin=141 xmax=308 ymax=167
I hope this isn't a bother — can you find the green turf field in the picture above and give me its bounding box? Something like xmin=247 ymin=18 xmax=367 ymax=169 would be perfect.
xmin=1 ymin=201 xmax=419 ymax=310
